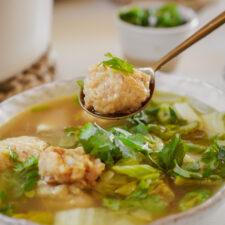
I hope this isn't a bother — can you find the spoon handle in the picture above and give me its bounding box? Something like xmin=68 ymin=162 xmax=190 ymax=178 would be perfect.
xmin=152 ymin=11 xmax=225 ymax=72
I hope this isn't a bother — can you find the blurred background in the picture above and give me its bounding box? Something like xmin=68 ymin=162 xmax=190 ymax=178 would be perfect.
xmin=52 ymin=0 xmax=225 ymax=88
xmin=0 ymin=0 xmax=224 ymax=101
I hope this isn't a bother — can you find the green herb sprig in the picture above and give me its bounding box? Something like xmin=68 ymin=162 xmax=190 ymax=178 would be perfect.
xmin=5 ymin=150 xmax=39 ymax=199
xmin=101 ymin=53 xmax=134 ymax=74
xmin=119 ymin=3 xmax=186 ymax=28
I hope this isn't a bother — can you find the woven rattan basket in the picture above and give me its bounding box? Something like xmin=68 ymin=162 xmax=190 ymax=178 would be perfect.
xmin=0 ymin=50 xmax=55 ymax=102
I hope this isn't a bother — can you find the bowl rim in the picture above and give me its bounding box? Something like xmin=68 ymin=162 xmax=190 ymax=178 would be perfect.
xmin=150 ymin=181 xmax=225 ymax=225
xmin=0 ymin=75 xmax=224 ymax=225
xmin=116 ymin=0 xmax=199 ymax=34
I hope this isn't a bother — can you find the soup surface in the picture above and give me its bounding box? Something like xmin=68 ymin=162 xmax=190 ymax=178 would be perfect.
xmin=0 ymin=91 xmax=224 ymax=225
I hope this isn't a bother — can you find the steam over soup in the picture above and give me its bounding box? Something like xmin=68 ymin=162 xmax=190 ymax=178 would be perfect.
xmin=0 ymin=91 xmax=224 ymax=225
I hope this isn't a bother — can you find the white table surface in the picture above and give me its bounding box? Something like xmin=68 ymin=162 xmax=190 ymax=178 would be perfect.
xmin=52 ymin=0 xmax=225 ymax=90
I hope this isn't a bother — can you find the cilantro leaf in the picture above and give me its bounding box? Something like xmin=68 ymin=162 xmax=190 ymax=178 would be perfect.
xmin=217 ymin=143 xmax=225 ymax=162
xmin=0 ymin=190 xmax=6 ymax=203
xmin=119 ymin=4 xmax=185 ymax=28
xmin=14 ymin=155 xmax=38 ymax=173
xmin=80 ymin=123 xmax=133 ymax=165
xmin=76 ymin=80 xmax=84 ymax=89
xmin=120 ymin=7 xmax=149 ymax=26
xmin=8 ymin=146 xmax=19 ymax=162
xmin=80 ymin=123 xmax=118 ymax=165
xmin=112 ymin=127 xmax=161 ymax=166
xmin=129 ymin=123 xmax=149 ymax=135
xmin=158 ymin=134 xmax=184 ymax=171
xmin=118 ymin=135 xmax=151 ymax=157
xmin=154 ymin=3 xmax=186 ymax=28
xmin=3 ymin=156 xmax=39 ymax=199
xmin=80 ymin=123 xmax=157 ymax=165
xmin=0 ymin=203 xmax=16 ymax=217
xmin=23 ymin=169 xmax=39 ymax=192
xmin=101 ymin=53 xmax=134 ymax=74
xmin=201 ymin=139 xmax=220 ymax=171
xmin=74 ymin=95 xmax=80 ymax=106
xmin=201 ymin=140 xmax=225 ymax=178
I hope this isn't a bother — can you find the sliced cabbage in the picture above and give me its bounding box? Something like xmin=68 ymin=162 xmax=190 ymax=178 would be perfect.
xmin=188 ymin=98 xmax=214 ymax=114
xmin=128 ymin=209 xmax=152 ymax=223
xmin=173 ymin=102 xmax=201 ymax=123
xmin=153 ymin=91 xmax=185 ymax=104
xmin=115 ymin=181 xmax=137 ymax=196
xmin=201 ymin=112 xmax=225 ymax=135
xmin=182 ymin=142 xmax=205 ymax=153
xmin=174 ymin=177 xmax=223 ymax=186
xmin=13 ymin=211 xmax=53 ymax=225
xmin=112 ymin=165 xmax=159 ymax=179
xmin=178 ymin=190 xmax=211 ymax=212
xmin=54 ymin=208 xmax=134 ymax=225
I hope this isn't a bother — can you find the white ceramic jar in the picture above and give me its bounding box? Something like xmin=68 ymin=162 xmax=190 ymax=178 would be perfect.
xmin=0 ymin=0 xmax=53 ymax=81
xmin=116 ymin=1 xmax=199 ymax=71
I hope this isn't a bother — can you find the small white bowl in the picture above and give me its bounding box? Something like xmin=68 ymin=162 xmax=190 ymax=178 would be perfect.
xmin=116 ymin=1 xmax=199 ymax=71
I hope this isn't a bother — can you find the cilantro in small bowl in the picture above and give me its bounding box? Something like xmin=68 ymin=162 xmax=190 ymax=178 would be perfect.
xmin=119 ymin=3 xmax=186 ymax=28
xmin=116 ymin=2 xmax=198 ymax=71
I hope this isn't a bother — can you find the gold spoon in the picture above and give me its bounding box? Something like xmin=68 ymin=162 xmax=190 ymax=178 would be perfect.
xmin=80 ymin=11 xmax=225 ymax=120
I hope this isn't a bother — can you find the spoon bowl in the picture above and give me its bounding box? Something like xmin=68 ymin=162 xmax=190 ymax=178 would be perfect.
xmin=79 ymin=67 xmax=155 ymax=120
xmin=79 ymin=11 xmax=225 ymax=120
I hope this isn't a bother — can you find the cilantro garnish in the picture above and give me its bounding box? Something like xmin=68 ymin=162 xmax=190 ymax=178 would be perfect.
xmin=8 ymin=146 xmax=19 ymax=162
xmin=14 ymin=155 xmax=38 ymax=173
xmin=13 ymin=156 xmax=39 ymax=195
xmin=0 ymin=203 xmax=16 ymax=217
xmin=79 ymin=123 xmax=153 ymax=165
xmin=101 ymin=53 xmax=134 ymax=74
xmin=76 ymin=80 xmax=84 ymax=89
xmin=0 ymin=190 xmax=6 ymax=203
xmin=119 ymin=3 xmax=186 ymax=28
xmin=201 ymin=139 xmax=225 ymax=178
xmin=80 ymin=123 xmax=131 ymax=165
xmin=158 ymin=134 xmax=184 ymax=171
xmin=3 ymin=155 xmax=39 ymax=199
